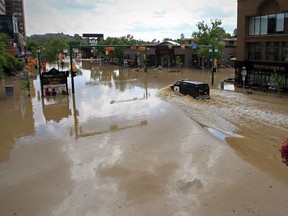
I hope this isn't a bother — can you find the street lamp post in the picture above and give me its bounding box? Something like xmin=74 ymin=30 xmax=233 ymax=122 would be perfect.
xmin=211 ymin=45 xmax=215 ymax=86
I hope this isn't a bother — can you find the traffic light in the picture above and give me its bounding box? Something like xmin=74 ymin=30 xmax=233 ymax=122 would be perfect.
xmin=72 ymin=61 xmax=76 ymax=71
xmin=42 ymin=62 xmax=46 ymax=72
xmin=214 ymin=58 xmax=217 ymax=68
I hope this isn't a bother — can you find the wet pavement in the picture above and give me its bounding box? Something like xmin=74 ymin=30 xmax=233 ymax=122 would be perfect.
xmin=0 ymin=61 xmax=288 ymax=216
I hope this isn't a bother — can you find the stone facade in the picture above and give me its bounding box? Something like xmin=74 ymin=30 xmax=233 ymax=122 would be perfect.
xmin=235 ymin=0 xmax=288 ymax=90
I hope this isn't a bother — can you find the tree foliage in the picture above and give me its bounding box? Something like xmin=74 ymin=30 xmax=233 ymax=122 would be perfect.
xmin=27 ymin=34 xmax=84 ymax=63
xmin=271 ymin=72 xmax=285 ymax=93
xmin=175 ymin=56 xmax=183 ymax=71
xmin=43 ymin=38 xmax=69 ymax=62
xmin=0 ymin=33 xmax=25 ymax=78
xmin=22 ymin=72 xmax=32 ymax=97
xmin=233 ymin=28 xmax=237 ymax=38
xmin=27 ymin=34 xmax=152 ymax=63
xmin=97 ymin=35 xmax=145 ymax=60
xmin=192 ymin=19 xmax=230 ymax=63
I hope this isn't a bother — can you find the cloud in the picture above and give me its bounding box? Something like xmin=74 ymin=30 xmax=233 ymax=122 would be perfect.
xmin=152 ymin=9 xmax=168 ymax=17
xmin=24 ymin=0 xmax=237 ymax=41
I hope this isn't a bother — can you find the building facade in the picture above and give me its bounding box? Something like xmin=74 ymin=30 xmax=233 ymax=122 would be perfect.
xmin=0 ymin=0 xmax=26 ymax=55
xmin=5 ymin=0 xmax=26 ymax=37
xmin=121 ymin=41 xmax=197 ymax=68
xmin=235 ymin=0 xmax=288 ymax=90
xmin=0 ymin=0 xmax=5 ymax=15
xmin=223 ymin=38 xmax=237 ymax=67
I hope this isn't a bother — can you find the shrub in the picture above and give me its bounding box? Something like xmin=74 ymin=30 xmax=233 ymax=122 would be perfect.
xmin=280 ymin=138 xmax=288 ymax=166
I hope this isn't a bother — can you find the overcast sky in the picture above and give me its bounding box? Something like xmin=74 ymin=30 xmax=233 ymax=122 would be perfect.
xmin=24 ymin=0 xmax=237 ymax=41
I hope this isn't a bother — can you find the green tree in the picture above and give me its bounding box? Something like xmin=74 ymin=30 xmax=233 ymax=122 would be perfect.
xmin=22 ymin=72 xmax=32 ymax=97
xmin=0 ymin=33 xmax=8 ymax=79
xmin=192 ymin=19 xmax=227 ymax=67
xmin=0 ymin=33 xmax=25 ymax=77
xmin=151 ymin=39 xmax=160 ymax=44
xmin=163 ymin=38 xmax=175 ymax=42
xmin=233 ymin=28 xmax=237 ymax=38
xmin=271 ymin=72 xmax=285 ymax=94
xmin=27 ymin=38 xmax=40 ymax=57
xmin=43 ymin=38 xmax=69 ymax=62
xmin=175 ymin=56 xmax=183 ymax=71
xmin=97 ymin=35 xmax=139 ymax=60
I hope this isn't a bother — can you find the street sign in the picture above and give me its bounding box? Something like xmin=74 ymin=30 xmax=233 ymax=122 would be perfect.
xmin=192 ymin=44 xmax=198 ymax=49
xmin=82 ymin=33 xmax=104 ymax=38
xmin=241 ymin=67 xmax=247 ymax=76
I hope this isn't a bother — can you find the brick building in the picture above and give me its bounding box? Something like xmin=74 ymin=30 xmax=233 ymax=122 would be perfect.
xmin=235 ymin=0 xmax=288 ymax=90
xmin=0 ymin=0 xmax=26 ymax=55
xmin=5 ymin=0 xmax=26 ymax=37
xmin=0 ymin=0 xmax=5 ymax=15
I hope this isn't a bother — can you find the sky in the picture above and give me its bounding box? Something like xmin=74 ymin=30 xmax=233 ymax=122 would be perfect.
xmin=24 ymin=0 xmax=237 ymax=41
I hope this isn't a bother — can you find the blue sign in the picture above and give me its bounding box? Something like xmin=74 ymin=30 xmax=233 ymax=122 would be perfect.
xmin=191 ymin=44 xmax=198 ymax=49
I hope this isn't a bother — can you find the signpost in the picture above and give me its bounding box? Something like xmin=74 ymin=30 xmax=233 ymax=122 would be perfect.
xmin=41 ymin=68 xmax=69 ymax=96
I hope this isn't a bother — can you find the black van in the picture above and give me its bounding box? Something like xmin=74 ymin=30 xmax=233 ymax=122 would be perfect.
xmin=170 ymin=80 xmax=210 ymax=99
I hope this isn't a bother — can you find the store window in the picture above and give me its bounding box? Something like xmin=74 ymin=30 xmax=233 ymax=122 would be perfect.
xmin=249 ymin=13 xmax=287 ymax=35
xmin=248 ymin=42 xmax=287 ymax=62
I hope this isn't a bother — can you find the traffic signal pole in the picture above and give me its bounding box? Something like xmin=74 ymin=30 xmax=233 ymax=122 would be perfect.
xmin=211 ymin=44 xmax=215 ymax=86
xmin=192 ymin=44 xmax=215 ymax=86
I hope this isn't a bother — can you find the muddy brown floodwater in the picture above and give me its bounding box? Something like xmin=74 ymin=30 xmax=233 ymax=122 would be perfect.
xmin=0 ymin=62 xmax=288 ymax=216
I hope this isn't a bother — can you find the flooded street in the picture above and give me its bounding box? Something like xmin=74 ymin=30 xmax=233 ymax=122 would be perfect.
xmin=0 ymin=61 xmax=288 ymax=216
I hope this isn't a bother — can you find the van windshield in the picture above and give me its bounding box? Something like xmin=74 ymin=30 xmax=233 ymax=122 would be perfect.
xmin=199 ymin=84 xmax=209 ymax=91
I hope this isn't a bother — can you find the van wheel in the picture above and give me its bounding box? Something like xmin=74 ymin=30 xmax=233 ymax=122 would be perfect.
xmin=174 ymin=86 xmax=180 ymax=92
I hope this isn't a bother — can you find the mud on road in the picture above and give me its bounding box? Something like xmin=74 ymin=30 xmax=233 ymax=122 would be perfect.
xmin=158 ymin=87 xmax=288 ymax=133
xmin=158 ymin=86 xmax=288 ymax=182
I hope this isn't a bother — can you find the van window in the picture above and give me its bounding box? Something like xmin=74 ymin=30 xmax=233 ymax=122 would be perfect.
xmin=199 ymin=84 xmax=209 ymax=91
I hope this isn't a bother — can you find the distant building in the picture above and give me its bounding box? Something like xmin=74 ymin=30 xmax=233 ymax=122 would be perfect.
xmin=235 ymin=0 xmax=288 ymax=90
xmin=123 ymin=40 xmax=233 ymax=69
xmin=5 ymin=0 xmax=26 ymax=37
xmin=0 ymin=14 xmax=26 ymax=55
xmin=123 ymin=41 xmax=197 ymax=68
xmin=0 ymin=0 xmax=26 ymax=55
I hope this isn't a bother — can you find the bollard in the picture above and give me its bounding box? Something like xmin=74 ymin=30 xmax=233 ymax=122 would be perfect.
xmin=220 ymin=80 xmax=224 ymax=89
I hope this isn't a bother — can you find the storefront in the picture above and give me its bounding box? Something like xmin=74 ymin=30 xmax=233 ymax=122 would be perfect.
xmin=235 ymin=0 xmax=288 ymax=90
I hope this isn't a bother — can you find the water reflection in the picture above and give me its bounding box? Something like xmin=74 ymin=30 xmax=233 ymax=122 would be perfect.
xmin=223 ymin=82 xmax=235 ymax=91
xmin=77 ymin=120 xmax=148 ymax=138
xmin=0 ymin=79 xmax=35 ymax=162
xmin=42 ymin=96 xmax=71 ymax=123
